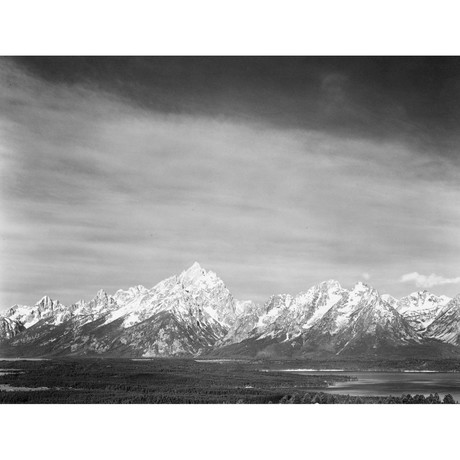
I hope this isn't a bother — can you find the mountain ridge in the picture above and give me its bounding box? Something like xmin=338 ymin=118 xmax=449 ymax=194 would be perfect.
xmin=1 ymin=262 xmax=459 ymax=358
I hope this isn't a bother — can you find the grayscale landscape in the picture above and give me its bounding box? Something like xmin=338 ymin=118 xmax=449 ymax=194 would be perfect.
xmin=1 ymin=56 xmax=460 ymax=403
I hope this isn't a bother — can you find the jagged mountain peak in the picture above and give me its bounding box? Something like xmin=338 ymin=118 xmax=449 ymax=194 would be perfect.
xmin=424 ymin=295 xmax=460 ymax=345
xmin=113 ymin=285 xmax=148 ymax=303
xmin=388 ymin=289 xmax=452 ymax=334
xmin=189 ymin=261 xmax=203 ymax=271
xmin=95 ymin=289 xmax=108 ymax=299
xmin=3 ymin=270 xmax=460 ymax=358
xmin=319 ymin=279 xmax=342 ymax=289
xmin=408 ymin=290 xmax=434 ymax=300
xmin=179 ymin=261 xmax=205 ymax=283
xmin=401 ymin=291 xmax=445 ymax=306
xmin=36 ymin=295 xmax=54 ymax=307
xmin=0 ymin=316 xmax=25 ymax=341
xmin=347 ymin=282 xmax=380 ymax=305
xmin=177 ymin=263 xmax=229 ymax=299
xmin=381 ymin=294 xmax=398 ymax=307
xmin=404 ymin=290 xmax=452 ymax=306
xmin=351 ymin=281 xmax=375 ymax=292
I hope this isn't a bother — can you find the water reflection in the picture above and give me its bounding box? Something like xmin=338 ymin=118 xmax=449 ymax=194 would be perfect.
xmin=289 ymin=370 xmax=460 ymax=399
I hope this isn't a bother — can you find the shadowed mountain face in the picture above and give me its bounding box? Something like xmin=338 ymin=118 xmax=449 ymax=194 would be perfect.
xmin=1 ymin=263 xmax=459 ymax=358
xmin=424 ymin=296 xmax=460 ymax=346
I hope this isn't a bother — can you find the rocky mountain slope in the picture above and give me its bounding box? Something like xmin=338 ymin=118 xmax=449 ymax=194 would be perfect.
xmin=392 ymin=291 xmax=451 ymax=332
xmin=215 ymin=281 xmax=423 ymax=358
xmin=0 ymin=263 xmax=249 ymax=357
xmin=1 ymin=263 xmax=459 ymax=358
xmin=0 ymin=317 xmax=24 ymax=341
xmin=424 ymin=295 xmax=460 ymax=345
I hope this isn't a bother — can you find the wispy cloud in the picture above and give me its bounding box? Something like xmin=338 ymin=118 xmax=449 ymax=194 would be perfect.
xmin=400 ymin=272 xmax=460 ymax=289
xmin=1 ymin=59 xmax=460 ymax=306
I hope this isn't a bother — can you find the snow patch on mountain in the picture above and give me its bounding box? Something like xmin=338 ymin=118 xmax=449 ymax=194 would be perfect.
xmin=2 ymin=265 xmax=459 ymax=357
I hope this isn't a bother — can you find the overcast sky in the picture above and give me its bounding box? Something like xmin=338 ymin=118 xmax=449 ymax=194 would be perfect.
xmin=1 ymin=57 xmax=460 ymax=307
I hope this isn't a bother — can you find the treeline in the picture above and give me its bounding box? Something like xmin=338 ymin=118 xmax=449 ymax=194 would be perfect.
xmin=2 ymin=389 xmax=456 ymax=404
xmin=0 ymin=358 xmax=350 ymax=404
xmin=1 ymin=359 xmax=458 ymax=404
xmin=277 ymin=392 xmax=457 ymax=404
xmin=0 ymin=388 xmax=283 ymax=404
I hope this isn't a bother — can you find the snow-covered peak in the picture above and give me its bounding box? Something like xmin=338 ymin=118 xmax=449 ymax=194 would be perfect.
xmin=96 ymin=289 xmax=108 ymax=300
xmin=177 ymin=263 xmax=229 ymax=300
xmin=5 ymin=295 xmax=67 ymax=328
xmin=100 ymin=263 xmax=237 ymax=331
xmin=178 ymin=261 xmax=205 ymax=285
xmin=319 ymin=279 xmax=342 ymax=290
xmin=76 ymin=290 xmax=119 ymax=320
xmin=401 ymin=290 xmax=449 ymax=310
xmin=439 ymin=294 xmax=453 ymax=304
xmin=36 ymin=295 xmax=53 ymax=308
xmin=235 ymin=300 xmax=258 ymax=316
xmin=396 ymin=290 xmax=451 ymax=332
xmin=424 ymin=295 xmax=460 ymax=344
xmin=381 ymin=294 xmax=398 ymax=308
xmin=113 ymin=285 xmax=148 ymax=302
xmin=352 ymin=281 xmax=373 ymax=292
xmin=73 ymin=299 xmax=86 ymax=309
xmin=408 ymin=290 xmax=428 ymax=302
xmin=0 ymin=316 xmax=25 ymax=340
xmin=345 ymin=282 xmax=379 ymax=306
xmin=129 ymin=285 xmax=147 ymax=294
xmin=4 ymin=268 xmax=460 ymax=357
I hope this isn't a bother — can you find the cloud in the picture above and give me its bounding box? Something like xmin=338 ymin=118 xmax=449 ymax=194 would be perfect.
xmin=1 ymin=59 xmax=460 ymax=306
xmin=362 ymin=273 xmax=370 ymax=281
xmin=400 ymin=272 xmax=460 ymax=289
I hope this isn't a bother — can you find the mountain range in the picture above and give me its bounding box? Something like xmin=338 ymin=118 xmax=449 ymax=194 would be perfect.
xmin=1 ymin=262 xmax=460 ymax=358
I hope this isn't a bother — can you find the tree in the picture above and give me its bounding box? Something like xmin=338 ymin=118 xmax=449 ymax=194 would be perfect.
xmin=279 ymin=395 xmax=291 ymax=404
xmin=413 ymin=394 xmax=427 ymax=404
xmin=402 ymin=394 xmax=413 ymax=404
xmin=426 ymin=393 xmax=441 ymax=404
xmin=443 ymin=394 xmax=456 ymax=404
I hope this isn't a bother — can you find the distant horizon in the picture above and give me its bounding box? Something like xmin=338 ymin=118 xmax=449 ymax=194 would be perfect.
xmin=2 ymin=260 xmax=459 ymax=311
xmin=1 ymin=57 xmax=460 ymax=308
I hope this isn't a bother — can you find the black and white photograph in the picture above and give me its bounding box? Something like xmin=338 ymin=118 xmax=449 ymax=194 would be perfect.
xmin=2 ymin=54 xmax=460 ymax=404
xmin=1 ymin=2 xmax=459 ymax=459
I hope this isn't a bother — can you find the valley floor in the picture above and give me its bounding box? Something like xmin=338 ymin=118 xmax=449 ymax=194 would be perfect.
xmin=0 ymin=358 xmax=458 ymax=403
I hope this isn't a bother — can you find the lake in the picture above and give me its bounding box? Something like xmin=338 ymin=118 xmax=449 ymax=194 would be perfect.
xmin=0 ymin=358 xmax=48 ymax=361
xmin=281 ymin=369 xmax=460 ymax=400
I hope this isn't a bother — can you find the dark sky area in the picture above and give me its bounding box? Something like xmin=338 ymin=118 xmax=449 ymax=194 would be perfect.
xmin=12 ymin=56 xmax=460 ymax=148
xmin=1 ymin=56 xmax=460 ymax=307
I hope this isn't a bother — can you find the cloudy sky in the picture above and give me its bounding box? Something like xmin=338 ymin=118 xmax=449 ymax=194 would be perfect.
xmin=1 ymin=56 xmax=460 ymax=307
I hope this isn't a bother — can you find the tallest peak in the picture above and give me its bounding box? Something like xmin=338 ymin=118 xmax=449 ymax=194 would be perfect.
xmin=188 ymin=261 xmax=202 ymax=272
xmin=179 ymin=262 xmax=206 ymax=284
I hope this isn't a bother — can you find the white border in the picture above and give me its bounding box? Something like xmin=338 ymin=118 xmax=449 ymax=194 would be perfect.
xmin=1 ymin=404 xmax=458 ymax=460
xmin=1 ymin=2 xmax=459 ymax=459
xmin=1 ymin=0 xmax=459 ymax=55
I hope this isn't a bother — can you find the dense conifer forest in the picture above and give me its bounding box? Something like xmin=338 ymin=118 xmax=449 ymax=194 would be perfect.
xmin=1 ymin=358 xmax=458 ymax=404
